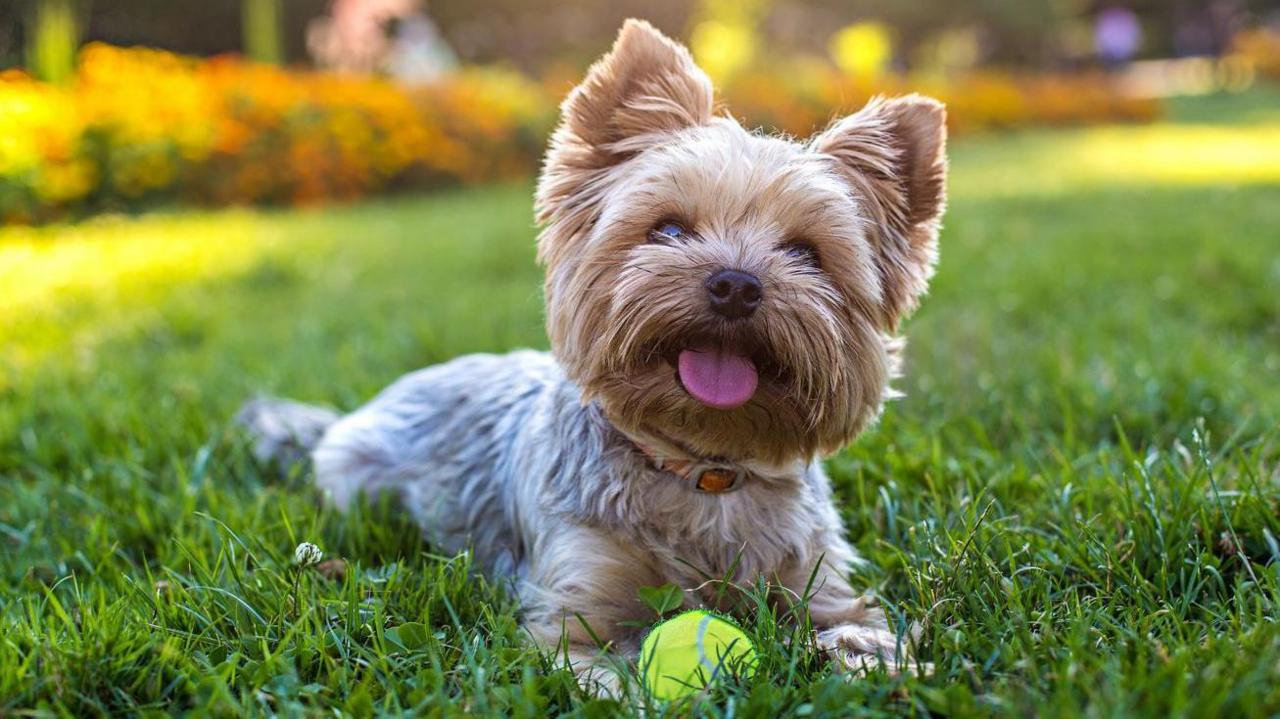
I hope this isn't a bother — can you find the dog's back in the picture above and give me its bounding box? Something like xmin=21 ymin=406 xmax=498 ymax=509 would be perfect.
xmin=239 ymin=349 xmax=569 ymax=575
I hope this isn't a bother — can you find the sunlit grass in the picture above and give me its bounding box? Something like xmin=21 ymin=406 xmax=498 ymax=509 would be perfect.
xmin=951 ymin=120 xmax=1280 ymax=199
xmin=0 ymin=211 xmax=276 ymax=316
xmin=1 ymin=210 xmax=291 ymax=370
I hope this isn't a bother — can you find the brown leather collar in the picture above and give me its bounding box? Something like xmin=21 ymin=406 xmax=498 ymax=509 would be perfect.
xmin=635 ymin=442 xmax=746 ymax=494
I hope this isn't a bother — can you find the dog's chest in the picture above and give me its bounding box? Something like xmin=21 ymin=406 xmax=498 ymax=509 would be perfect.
xmin=615 ymin=472 xmax=820 ymax=583
xmin=520 ymin=368 xmax=826 ymax=584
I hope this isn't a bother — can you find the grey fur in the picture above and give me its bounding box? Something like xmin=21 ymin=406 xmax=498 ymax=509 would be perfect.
xmin=237 ymin=397 xmax=340 ymax=473
xmin=240 ymin=350 xmax=905 ymax=687
xmin=313 ymin=351 xmax=837 ymax=582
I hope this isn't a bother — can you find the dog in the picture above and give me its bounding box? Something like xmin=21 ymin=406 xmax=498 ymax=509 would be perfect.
xmin=239 ymin=19 xmax=946 ymax=692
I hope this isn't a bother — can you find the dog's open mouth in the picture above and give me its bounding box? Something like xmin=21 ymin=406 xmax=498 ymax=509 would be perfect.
xmin=658 ymin=342 xmax=786 ymax=410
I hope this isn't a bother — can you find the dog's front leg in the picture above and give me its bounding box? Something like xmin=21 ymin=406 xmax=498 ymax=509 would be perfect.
xmin=783 ymin=531 xmax=917 ymax=676
xmin=518 ymin=524 xmax=663 ymax=695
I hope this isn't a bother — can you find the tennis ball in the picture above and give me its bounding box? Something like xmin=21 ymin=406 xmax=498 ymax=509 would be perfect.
xmin=640 ymin=610 xmax=758 ymax=700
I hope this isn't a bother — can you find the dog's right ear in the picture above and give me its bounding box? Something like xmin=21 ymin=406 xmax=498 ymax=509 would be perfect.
xmin=536 ymin=20 xmax=713 ymax=241
xmin=552 ymin=19 xmax=712 ymax=164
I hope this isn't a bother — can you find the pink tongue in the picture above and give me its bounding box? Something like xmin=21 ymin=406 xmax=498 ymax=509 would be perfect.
xmin=677 ymin=347 xmax=759 ymax=410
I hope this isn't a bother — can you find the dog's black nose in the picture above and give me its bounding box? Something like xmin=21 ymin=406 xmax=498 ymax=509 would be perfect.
xmin=705 ymin=269 xmax=762 ymax=319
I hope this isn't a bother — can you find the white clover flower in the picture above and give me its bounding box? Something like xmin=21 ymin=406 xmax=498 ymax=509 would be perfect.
xmin=294 ymin=542 xmax=323 ymax=567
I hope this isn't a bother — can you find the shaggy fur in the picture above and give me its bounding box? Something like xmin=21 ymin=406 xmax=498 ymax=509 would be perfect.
xmin=238 ymin=19 xmax=947 ymax=691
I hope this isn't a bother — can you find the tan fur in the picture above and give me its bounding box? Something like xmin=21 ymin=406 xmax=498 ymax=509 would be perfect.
xmin=537 ymin=20 xmax=947 ymax=465
xmin=813 ymin=95 xmax=948 ymax=327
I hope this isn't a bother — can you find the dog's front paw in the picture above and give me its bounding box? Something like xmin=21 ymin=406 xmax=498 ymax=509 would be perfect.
xmin=813 ymin=594 xmax=930 ymax=677
xmin=563 ymin=650 xmax=625 ymax=698
xmin=816 ymin=622 xmax=906 ymax=675
xmin=574 ymin=665 xmax=623 ymax=698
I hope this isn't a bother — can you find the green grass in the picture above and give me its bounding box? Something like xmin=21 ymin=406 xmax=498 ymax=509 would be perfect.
xmin=2 ymin=92 xmax=1279 ymax=716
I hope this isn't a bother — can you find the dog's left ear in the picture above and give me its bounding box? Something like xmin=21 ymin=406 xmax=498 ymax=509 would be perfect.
xmin=815 ymin=95 xmax=948 ymax=328
xmin=536 ymin=20 xmax=713 ymax=254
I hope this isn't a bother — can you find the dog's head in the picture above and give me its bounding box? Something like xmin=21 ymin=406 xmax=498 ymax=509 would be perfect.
xmin=536 ymin=20 xmax=947 ymax=465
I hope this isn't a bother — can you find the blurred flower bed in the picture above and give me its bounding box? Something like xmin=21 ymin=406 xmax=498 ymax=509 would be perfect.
xmin=1 ymin=43 xmax=1161 ymax=223
xmin=719 ymin=61 xmax=1161 ymax=138
xmin=1232 ymin=28 xmax=1280 ymax=81
xmin=0 ymin=43 xmax=555 ymax=223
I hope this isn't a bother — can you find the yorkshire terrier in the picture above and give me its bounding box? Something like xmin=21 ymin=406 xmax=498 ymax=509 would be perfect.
xmin=240 ymin=19 xmax=946 ymax=691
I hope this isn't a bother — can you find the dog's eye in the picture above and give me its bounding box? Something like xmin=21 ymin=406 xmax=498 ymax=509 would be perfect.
xmin=649 ymin=221 xmax=687 ymax=243
xmin=781 ymin=242 xmax=820 ymax=267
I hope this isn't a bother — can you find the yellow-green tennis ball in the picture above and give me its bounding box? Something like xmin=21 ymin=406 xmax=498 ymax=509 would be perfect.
xmin=640 ymin=610 xmax=758 ymax=700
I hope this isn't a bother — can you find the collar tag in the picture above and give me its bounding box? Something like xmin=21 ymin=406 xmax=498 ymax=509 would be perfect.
xmin=694 ymin=466 xmax=743 ymax=493
xmin=633 ymin=441 xmax=747 ymax=493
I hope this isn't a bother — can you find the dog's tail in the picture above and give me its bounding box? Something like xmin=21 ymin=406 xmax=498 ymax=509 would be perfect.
xmin=236 ymin=396 xmax=341 ymax=472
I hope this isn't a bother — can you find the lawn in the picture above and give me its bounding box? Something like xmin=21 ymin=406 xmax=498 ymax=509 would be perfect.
xmin=2 ymin=93 xmax=1279 ymax=717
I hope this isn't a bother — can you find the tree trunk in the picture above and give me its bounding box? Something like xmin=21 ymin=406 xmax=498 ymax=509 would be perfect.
xmin=27 ymin=0 xmax=80 ymax=83
xmin=242 ymin=0 xmax=283 ymax=65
